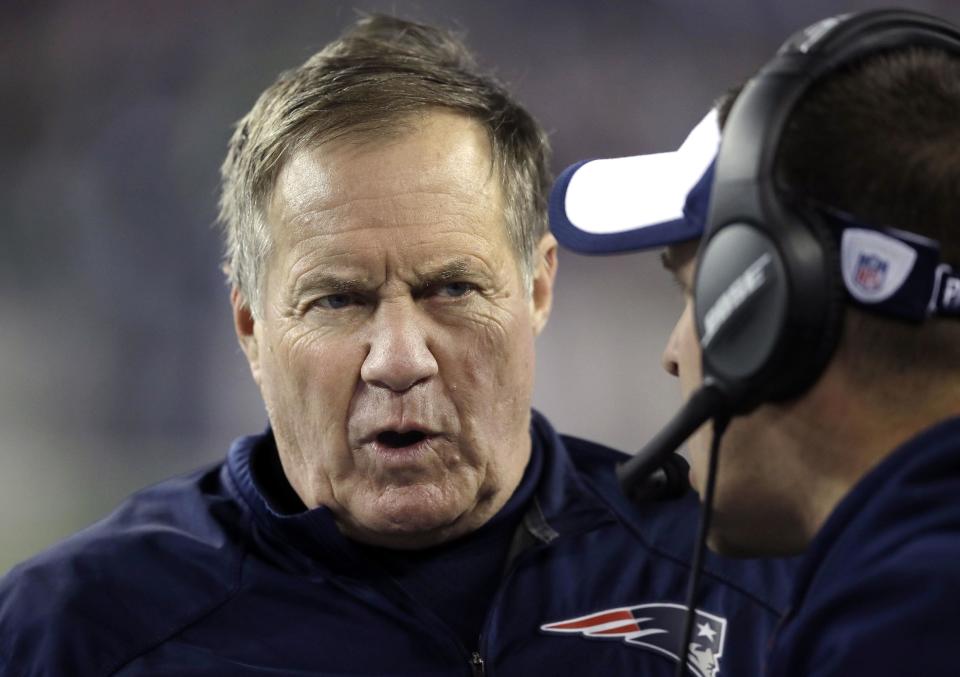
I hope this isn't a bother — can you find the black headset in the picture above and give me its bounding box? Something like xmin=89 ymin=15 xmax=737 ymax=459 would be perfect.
xmin=694 ymin=9 xmax=960 ymax=415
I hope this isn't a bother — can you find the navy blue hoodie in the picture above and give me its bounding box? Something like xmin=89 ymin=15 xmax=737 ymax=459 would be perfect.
xmin=0 ymin=412 xmax=793 ymax=676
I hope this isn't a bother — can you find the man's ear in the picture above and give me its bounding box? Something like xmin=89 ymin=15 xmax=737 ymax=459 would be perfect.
xmin=231 ymin=286 xmax=262 ymax=386
xmin=531 ymin=233 xmax=558 ymax=336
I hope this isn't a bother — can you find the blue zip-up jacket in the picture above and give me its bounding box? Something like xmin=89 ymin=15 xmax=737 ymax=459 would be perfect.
xmin=0 ymin=412 xmax=793 ymax=676
xmin=766 ymin=416 xmax=960 ymax=676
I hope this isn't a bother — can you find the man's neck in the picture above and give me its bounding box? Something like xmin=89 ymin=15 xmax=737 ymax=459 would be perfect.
xmin=790 ymin=364 xmax=960 ymax=541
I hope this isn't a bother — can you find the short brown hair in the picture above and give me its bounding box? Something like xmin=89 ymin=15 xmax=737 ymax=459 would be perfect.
xmin=217 ymin=14 xmax=551 ymax=315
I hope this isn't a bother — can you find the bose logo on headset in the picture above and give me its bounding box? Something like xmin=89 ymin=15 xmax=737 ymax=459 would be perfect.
xmin=701 ymin=253 xmax=772 ymax=349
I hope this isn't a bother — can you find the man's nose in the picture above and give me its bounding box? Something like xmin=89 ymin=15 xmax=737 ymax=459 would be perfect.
xmin=360 ymin=301 xmax=439 ymax=392
xmin=661 ymin=323 xmax=681 ymax=377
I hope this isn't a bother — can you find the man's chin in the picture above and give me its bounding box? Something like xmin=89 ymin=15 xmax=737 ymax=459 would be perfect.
xmin=338 ymin=487 xmax=480 ymax=549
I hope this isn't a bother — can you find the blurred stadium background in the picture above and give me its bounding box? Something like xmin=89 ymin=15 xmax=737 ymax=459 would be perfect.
xmin=3 ymin=0 xmax=956 ymax=572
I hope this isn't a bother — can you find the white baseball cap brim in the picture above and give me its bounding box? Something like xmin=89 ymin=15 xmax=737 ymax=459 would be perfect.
xmin=549 ymin=109 xmax=720 ymax=254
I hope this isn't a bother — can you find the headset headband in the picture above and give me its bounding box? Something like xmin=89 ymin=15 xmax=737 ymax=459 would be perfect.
xmin=697 ymin=9 xmax=960 ymax=413
xmin=709 ymin=10 xmax=960 ymax=237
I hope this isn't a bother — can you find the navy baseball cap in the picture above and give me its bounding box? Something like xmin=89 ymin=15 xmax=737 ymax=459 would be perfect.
xmin=549 ymin=109 xmax=719 ymax=254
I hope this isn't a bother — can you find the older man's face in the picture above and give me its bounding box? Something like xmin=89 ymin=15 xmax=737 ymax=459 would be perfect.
xmin=233 ymin=110 xmax=556 ymax=549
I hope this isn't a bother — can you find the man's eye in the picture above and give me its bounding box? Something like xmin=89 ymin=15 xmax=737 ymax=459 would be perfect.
xmin=436 ymin=282 xmax=476 ymax=298
xmin=314 ymin=293 xmax=358 ymax=310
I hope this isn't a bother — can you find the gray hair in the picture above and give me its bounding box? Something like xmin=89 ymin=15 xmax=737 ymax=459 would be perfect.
xmin=218 ymin=14 xmax=552 ymax=315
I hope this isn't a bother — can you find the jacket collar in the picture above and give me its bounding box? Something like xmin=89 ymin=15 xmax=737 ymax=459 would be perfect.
xmin=528 ymin=410 xmax=617 ymax=538
xmin=224 ymin=410 xmax=613 ymax=573
xmin=784 ymin=415 xmax=960 ymax=616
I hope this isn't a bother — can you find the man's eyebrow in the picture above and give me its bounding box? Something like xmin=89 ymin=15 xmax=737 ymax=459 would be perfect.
xmin=417 ymin=258 xmax=476 ymax=283
xmin=294 ymin=273 xmax=370 ymax=295
xmin=292 ymin=259 xmax=481 ymax=296
xmin=660 ymin=249 xmax=679 ymax=273
xmin=661 ymin=242 xmax=698 ymax=275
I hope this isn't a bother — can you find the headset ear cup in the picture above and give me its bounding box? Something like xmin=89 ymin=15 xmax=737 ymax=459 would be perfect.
xmin=694 ymin=210 xmax=845 ymax=412
xmin=695 ymin=222 xmax=790 ymax=412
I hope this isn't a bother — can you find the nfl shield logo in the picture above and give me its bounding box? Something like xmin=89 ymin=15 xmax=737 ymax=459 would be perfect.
xmin=853 ymin=253 xmax=888 ymax=293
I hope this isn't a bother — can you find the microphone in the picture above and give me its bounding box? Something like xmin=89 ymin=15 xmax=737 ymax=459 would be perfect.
xmin=628 ymin=452 xmax=691 ymax=501
xmin=616 ymin=379 xmax=732 ymax=677
xmin=617 ymin=380 xmax=728 ymax=501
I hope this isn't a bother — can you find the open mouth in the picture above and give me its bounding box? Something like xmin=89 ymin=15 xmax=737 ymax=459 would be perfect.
xmin=376 ymin=430 xmax=429 ymax=449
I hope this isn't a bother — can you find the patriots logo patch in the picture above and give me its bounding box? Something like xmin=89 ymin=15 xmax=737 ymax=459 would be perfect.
xmin=541 ymin=603 xmax=727 ymax=677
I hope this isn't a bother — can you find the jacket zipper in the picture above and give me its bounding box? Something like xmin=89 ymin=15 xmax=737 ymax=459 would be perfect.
xmin=472 ymin=523 xmax=572 ymax=677
xmin=470 ymin=651 xmax=485 ymax=676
